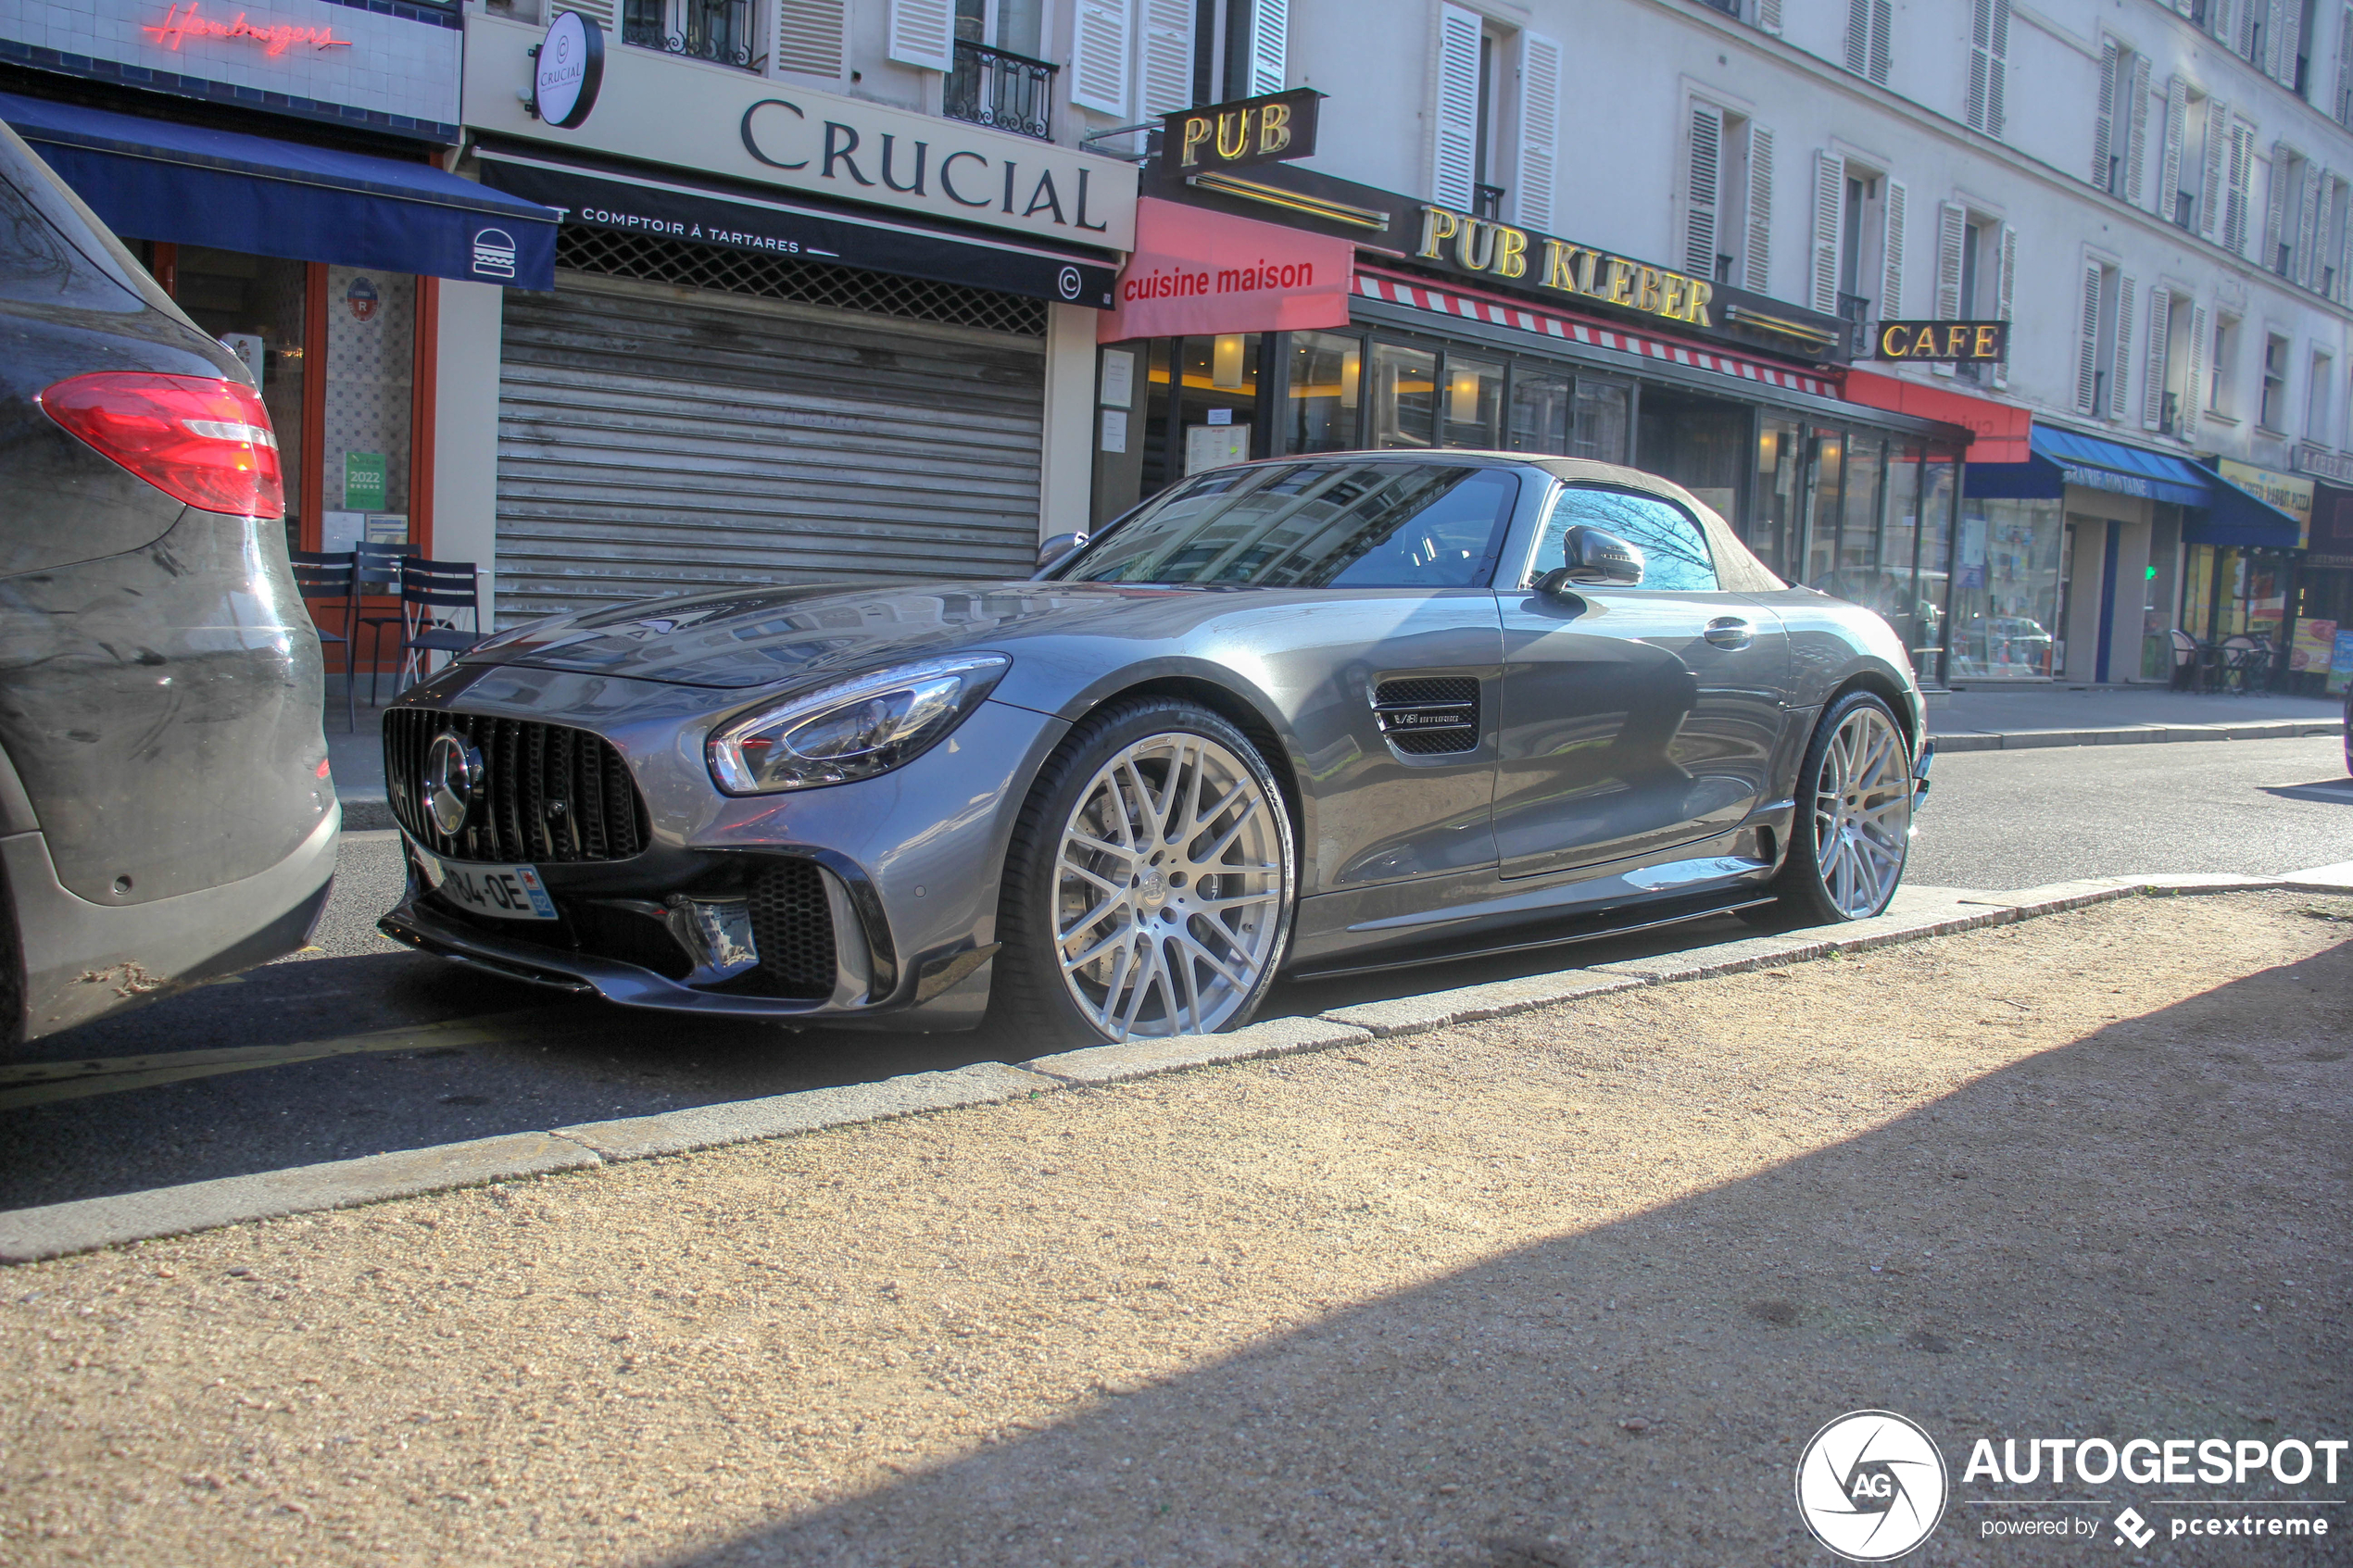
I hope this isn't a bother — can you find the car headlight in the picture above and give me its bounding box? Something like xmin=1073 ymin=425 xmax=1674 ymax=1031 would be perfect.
xmin=706 ymin=654 xmax=1011 ymax=795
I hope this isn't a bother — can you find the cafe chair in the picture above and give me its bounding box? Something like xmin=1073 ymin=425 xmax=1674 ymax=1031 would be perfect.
xmin=289 ymin=549 xmax=359 ymax=732
xmin=352 ymin=539 xmax=411 ymax=709
xmin=396 ymin=557 xmax=488 ymax=692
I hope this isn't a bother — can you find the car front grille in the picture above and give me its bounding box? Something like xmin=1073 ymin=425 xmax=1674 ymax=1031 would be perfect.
xmin=384 ymin=709 xmax=651 ymax=863
xmin=1375 ymin=676 xmax=1480 ymax=755
xmin=747 ymin=859 xmax=837 ymax=999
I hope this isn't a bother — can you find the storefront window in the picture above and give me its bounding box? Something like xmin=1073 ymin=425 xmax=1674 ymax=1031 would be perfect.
xmin=1752 ymin=416 xmax=1802 ymax=579
xmin=321 ymin=265 xmax=415 ymax=554
xmin=1638 ymin=390 xmax=1746 ymax=525
xmin=1570 ymin=381 xmax=1629 ymax=464
xmin=164 ymin=245 xmax=308 ymax=554
xmin=1507 ymin=369 xmax=1571 ymax=454
xmin=1802 ymin=429 xmax=1843 ymax=589
xmin=1952 ymin=496 xmax=2062 ymax=679
xmin=1879 ymin=445 xmax=1925 ymax=661
xmin=1441 ymin=356 xmax=1504 ymax=448
xmin=1918 ymin=456 xmax=1956 ymax=684
xmin=1369 ymin=343 xmax=1436 ymax=448
xmin=1837 ymin=434 xmax=1884 ymax=589
xmin=1286 ymin=331 xmax=1359 ymax=454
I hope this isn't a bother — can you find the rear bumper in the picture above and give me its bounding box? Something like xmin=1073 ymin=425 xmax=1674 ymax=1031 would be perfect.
xmin=6 ymin=804 xmax=339 ymax=1042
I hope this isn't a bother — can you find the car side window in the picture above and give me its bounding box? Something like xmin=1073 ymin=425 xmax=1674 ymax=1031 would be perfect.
xmin=1536 ymin=487 xmax=1718 ymax=592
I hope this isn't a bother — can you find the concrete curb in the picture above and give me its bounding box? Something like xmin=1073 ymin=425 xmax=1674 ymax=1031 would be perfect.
xmin=6 ymin=869 xmax=2340 ymax=1265
xmin=1930 ymin=718 xmax=2340 ymax=753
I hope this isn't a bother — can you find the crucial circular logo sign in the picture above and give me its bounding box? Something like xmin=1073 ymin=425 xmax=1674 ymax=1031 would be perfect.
xmin=535 ymin=11 xmax=604 ymax=131
xmin=1794 ymin=1410 xmax=1949 ymax=1562
xmin=1057 ymin=265 xmax=1083 ymax=301
xmin=423 ymin=734 xmax=484 ymax=838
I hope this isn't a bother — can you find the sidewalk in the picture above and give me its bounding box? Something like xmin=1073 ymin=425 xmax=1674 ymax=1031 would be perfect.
xmin=1930 ymin=683 xmax=2342 ymax=751
xmin=2 ymin=890 xmax=2346 ymax=1566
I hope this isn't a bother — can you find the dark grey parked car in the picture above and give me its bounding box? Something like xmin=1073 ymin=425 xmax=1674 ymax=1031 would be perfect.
xmin=380 ymin=453 xmax=1929 ymax=1047
xmin=0 ymin=123 xmax=336 ymax=1046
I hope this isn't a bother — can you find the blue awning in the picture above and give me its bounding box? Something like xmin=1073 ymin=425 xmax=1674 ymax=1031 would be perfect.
xmin=0 ymin=91 xmax=558 ymax=290
xmin=2187 ymin=463 xmax=2305 ymax=548
xmin=2030 ymin=425 xmax=2214 ymax=506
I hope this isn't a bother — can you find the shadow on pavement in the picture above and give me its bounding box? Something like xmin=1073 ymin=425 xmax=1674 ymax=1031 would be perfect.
xmin=661 ymin=942 xmax=2353 ymax=1567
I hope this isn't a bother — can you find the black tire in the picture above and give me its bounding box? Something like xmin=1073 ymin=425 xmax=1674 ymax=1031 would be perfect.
xmin=989 ymin=696 xmax=1297 ymax=1050
xmin=1752 ymin=689 xmax=1914 ymax=926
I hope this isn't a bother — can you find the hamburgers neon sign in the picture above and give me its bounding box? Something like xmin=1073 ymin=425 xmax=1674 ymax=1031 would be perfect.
xmin=142 ymin=1 xmax=352 ymax=55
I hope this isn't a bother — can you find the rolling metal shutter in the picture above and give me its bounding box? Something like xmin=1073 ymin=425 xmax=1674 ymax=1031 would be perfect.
xmin=493 ymin=271 xmax=1046 ymax=624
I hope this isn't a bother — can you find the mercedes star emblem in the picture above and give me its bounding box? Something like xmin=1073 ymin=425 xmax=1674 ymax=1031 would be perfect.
xmin=424 ymin=733 xmax=484 ymax=837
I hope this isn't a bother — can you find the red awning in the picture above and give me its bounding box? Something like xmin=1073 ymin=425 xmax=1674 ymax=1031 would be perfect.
xmin=1839 ymin=367 xmax=2032 ymax=461
xmin=1099 ymin=197 xmax=1354 ymax=343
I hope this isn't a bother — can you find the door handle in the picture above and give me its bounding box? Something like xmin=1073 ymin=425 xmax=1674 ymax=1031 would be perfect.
xmin=1704 ymin=617 xmax=1754 ymax=650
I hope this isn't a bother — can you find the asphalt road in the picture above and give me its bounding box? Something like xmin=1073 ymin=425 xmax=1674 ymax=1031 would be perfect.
xmin=3 ymin=734 xmax=2345 ymax=1212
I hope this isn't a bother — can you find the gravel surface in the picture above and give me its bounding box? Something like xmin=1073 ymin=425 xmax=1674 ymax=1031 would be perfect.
xmin=5 ymin=892 xmax=2348 ymax=1567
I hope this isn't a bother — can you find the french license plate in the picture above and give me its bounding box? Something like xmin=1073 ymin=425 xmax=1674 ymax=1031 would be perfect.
xmin=423 ymin=855 xmax=559 ymax=921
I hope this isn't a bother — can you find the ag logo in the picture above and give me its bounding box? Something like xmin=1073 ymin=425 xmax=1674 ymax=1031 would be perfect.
xmin=1794 ymin=1410 xmax=1948 ymax=1562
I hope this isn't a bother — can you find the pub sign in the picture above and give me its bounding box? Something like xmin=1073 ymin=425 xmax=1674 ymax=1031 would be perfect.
xmin=1158 ymin=88 xmax=1322 ymax=175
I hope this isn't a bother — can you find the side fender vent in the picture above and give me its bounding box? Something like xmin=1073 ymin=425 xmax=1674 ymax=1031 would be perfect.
xmin=1375 ymin=676 xmax=1480 ymax=756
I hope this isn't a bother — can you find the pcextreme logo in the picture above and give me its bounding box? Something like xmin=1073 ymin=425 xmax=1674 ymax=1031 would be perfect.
xmin=1796 ymin=1411 xmax=2347 ymax=1557
xmin=1796 ymin=1410 xmax=1950 ymax=1562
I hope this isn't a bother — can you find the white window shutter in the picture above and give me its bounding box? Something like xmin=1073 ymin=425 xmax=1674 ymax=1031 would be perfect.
xmin=1516 ymin=32 xmax=1563 ymax=232
xmin=2296 ymin=163 xmax=2324 ymax=284
xmin=2202 ymin=99 xmax=2231 ymax=237
xmin=2210 ymin=0 xmax=2236 ymax=47
xmin=1869 ymin=0 xmax=1893 ymax=83
xmin=2142 ymin=290 xmax=2173 ymax=429
xmin=1933 ymin=200 xmax=1966 ymax=378
xmin=1845 ymin=0 xmax=1870 ymax=74
xmin=2126 ymin=56 xmax=2152 ymax=206
xmin=1432 ymin=5 xmax=1481 ymax=211
xmin=2223 ymin=118 xmax=2255 ymax=253
xmin=1137 ymin=0 xmax=1193 ymax=116
xmin=2160 ymin=77 xmax=2190 ymax=219
xmin=775 ymin=0 xmax=847 ymax=77
xmin=1247 ymin=0 xmax=1287 ymax=95
xmin=2337 ymin=6 xmax=2353 ymax=124
xmin=1684 ymin=103 xmax=1725 ymax=280
xmin=1744 ymin=125 xmax=1775 ymax=294
xmin=1070 ymin=0 xmax=1134 ymax=115
xmin=2111 ymin=274 xmax=2135 ymax=420
xmin=1993 ymin=223 xmax=2018 ymax=388
xmin=2238 ymin=0 xmax=2261 ymax=59
xmin=2075 ymin=262 xmax=2105 ymax=414
xmin=1809 ymin=149 xmax=1845 ymax=315
xmin=1755 ymin=0 xmax=1783 ymax=35
xmin=2263 ymin=141 xmax=2293 ymax=268
xmin=2273 ymin=0 xmax=2300 ymax=82
xmin=2315 ymin=174 xmax=2339 ymax=293
xmin=2184 ymin=303 xmax=2208 ymax=435
xmin=1968 ymin=0 xmax=1994 ymax=131
xmin=1881 ymin=178 xmax=1906 ymax=318
xmin=2092 ymin=40 xmax=2119 ymax=189
xmin=887 ymin=0 xmax=954 ymax=71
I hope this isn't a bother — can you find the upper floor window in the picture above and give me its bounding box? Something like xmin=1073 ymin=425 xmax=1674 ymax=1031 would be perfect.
xmin=946 ymin=0 xmax=1055 ymax=139
xmin=625 ymin=0 xmax=760 ymax=70
xmin=2260 ymin=332 xmax=2290 ymax=431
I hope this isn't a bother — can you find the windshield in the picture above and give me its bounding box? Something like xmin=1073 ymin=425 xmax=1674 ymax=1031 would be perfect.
xmin=1057 ymin=461 xmax=1519 ymax=589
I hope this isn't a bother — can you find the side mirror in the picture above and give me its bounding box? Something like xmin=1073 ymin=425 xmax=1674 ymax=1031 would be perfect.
xmin=1537 ymin=525 xmax=1643 ymax=596
xmin=1037 ymin=531 xmax=1088 ymax=572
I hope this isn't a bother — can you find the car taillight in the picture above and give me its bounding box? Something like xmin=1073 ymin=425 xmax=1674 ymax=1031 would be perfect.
xmin=38 ymin=371 xmax=284 ymax=520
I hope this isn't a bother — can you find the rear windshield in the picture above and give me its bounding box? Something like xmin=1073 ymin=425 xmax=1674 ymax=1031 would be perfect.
xmin=1058 ymin=462 xmax=1518 ymax=589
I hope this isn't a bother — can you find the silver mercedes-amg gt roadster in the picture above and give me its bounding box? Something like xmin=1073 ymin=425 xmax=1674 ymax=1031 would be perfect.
xmin=378 ymin=453 xmax=1931 ymax=1047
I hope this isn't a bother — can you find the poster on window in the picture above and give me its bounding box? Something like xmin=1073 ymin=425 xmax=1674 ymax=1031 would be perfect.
xmin=2288 ymin=618 xmax=2338 ymax=675
xmin=2331 ymin=630 xmax=2353 ymax=695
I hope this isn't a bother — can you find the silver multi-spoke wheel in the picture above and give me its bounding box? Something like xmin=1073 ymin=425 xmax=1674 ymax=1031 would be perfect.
xmin=1809 ymin=704 xmax=1911 ymax=918
xmin=1051 ymin=732 xmax=1290 ymax=1040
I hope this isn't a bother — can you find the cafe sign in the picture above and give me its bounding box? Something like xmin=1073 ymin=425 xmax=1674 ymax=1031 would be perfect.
xmin=1873 ymin=319 xmax=2009 ymax=362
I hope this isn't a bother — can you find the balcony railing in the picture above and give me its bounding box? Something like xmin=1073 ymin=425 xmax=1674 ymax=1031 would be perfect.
xmin=945 ymin=40 xmax=1056 ymax=141
xmin=623 ymin=0 xmax=761 ymax=70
